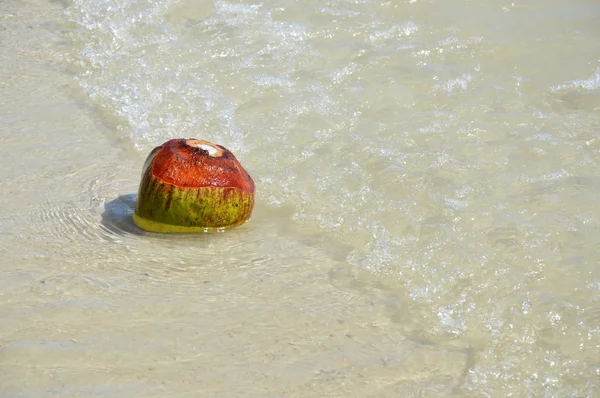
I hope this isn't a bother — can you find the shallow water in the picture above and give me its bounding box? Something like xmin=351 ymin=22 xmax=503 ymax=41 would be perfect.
xmin=1 ymin=0 xmax=600 ymax=396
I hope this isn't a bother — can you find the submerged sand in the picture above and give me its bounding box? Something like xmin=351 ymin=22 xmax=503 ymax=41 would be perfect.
xmin=0 ymin=1 xmax=469 ymax=396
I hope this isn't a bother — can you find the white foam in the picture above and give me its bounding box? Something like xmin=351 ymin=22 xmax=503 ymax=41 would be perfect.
xmin=551 ymin=68 xmax=600 ymax=92
xmin=434 ymin=73 xmax=473 ymax=93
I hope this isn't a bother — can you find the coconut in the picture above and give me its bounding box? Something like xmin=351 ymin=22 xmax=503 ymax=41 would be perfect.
xmin=133 ymin=139 xmax=255 ymax=232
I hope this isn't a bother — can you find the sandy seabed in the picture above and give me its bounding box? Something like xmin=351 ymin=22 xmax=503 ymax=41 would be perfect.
xmin=0 ymin=2 xmax=470 ymax=397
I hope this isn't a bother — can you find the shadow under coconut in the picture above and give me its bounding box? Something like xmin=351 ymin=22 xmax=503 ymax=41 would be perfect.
xmin=101 ymin=194 xmax=143 ymax=236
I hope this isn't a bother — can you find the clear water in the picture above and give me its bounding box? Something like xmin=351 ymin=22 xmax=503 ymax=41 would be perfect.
xmin=2 ymin=0 xmax=600 ymax=396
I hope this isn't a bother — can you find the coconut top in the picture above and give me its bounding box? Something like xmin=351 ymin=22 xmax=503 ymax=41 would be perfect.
xmin=144 ymin=138 xmax=255 ymax=192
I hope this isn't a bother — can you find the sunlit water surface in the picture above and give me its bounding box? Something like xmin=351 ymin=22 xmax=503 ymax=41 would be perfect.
xmin=1 ymin=0 xmax=600 ymax=396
